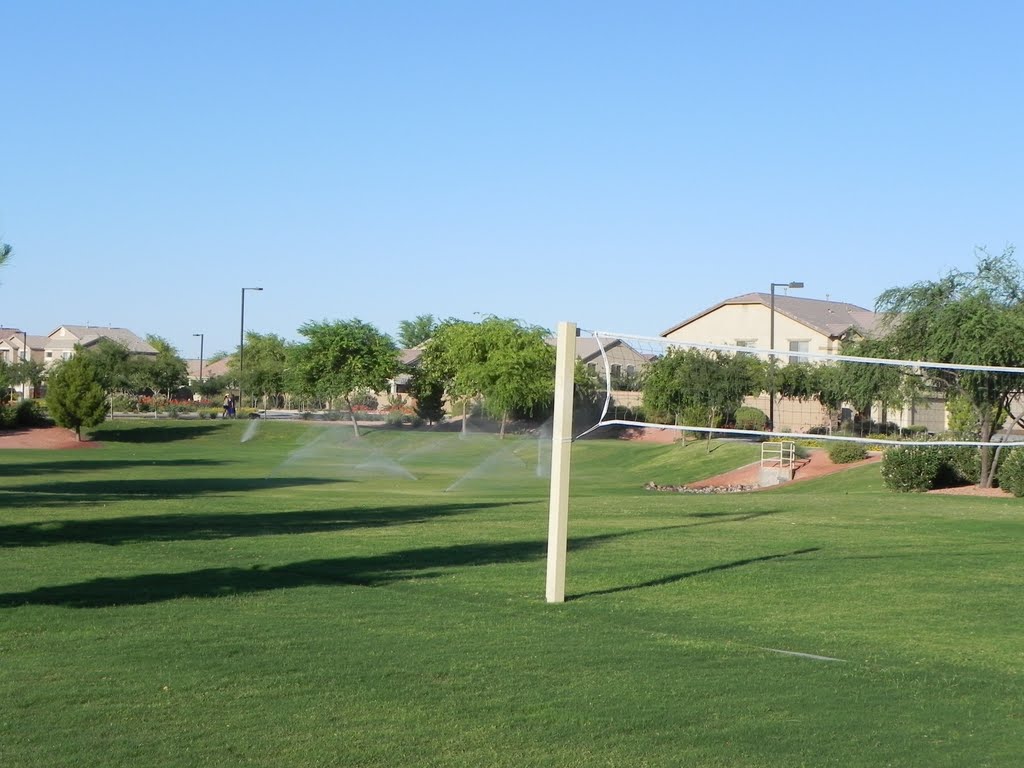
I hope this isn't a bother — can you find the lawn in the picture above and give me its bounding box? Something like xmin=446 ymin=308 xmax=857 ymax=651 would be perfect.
xmin=0 ymin=420 xmax=1021 ymax=767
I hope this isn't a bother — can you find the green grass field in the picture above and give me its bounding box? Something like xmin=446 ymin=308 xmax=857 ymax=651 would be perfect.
xmin=1 ymin=420 xmax=1021 ymax=767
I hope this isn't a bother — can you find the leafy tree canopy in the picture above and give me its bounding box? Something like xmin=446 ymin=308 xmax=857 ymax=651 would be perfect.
xmin=872 ymin=245 xmax=1024 ymax=486
xmin=228 ymin=332 xmax=290 ymax=409
xmin=642 ymin=348 xmax=764 ymax=432
xmin=144 ymin=335 xmax=189 ymax=398
xmin=291 ymin=319 xmax=400 ymax=435
xmin=46 ymin=355 xmax=108 ymax=440
xmin=397 ymin=314 xmax=438 ymax=348
xmin=420 ymin=317 xmax=555 ymax=435
xmin=78 ymin=339 xmax=134 ymax=392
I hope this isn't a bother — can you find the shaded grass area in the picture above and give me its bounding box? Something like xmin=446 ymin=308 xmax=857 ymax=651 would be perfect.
xmin=1 ymin=421 xmax=1021 ymax=767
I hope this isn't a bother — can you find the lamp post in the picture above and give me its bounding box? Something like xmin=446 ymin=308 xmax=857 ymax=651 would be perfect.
xmin=22 ymin=331 xmax=28 ymax=400
xmin=192 ymin=333 xmax=204 ymax=382
xmin=239 ymin=287 xmax=263 ymax=412
xmin=768 ymin=280 xmax=804 ymax=430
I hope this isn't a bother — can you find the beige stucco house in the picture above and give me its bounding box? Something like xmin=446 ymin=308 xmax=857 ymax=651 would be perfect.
xmin=662 ymin=292 xmax=880 ymax=359
xmin=661 ymin=292 xmax=945 ymax=433
xmin=43 ymin=325 xmax=158 ymax=369
xmin=0 ymin=330 xmax=47 ymax=399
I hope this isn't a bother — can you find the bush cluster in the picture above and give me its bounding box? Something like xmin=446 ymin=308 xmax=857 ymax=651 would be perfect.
xmin=828 ymin=441 xmax=867 ymax=464
xmin=997 ymin=448 xmax=1024 ymax=497
xmin=942 ymin=445 xmax=981 ymax=485
xmin=733 ymin=406 xmax=767 ymax=431
xmin=880 ymin=445 xmax=985 ymax=492
xmin=881 ymin=446 xmax=946 ymax=492
xmin=0 ymin=399 xmax=50 ymax=429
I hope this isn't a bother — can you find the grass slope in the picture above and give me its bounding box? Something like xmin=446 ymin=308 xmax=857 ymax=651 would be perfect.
xmin=0 ymin=421 xmax=1021 ymax=767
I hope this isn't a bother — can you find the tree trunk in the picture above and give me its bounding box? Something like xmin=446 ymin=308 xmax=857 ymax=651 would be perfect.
xmin=461 ymin=400 xmax=467 ymax=434
xmin=345 ymin=396 xmax=361 ymax=438
xmin=979 ymin=410 xmax=995 ymax=487
xmin=500 ymin=410 xmax=507 ymax=439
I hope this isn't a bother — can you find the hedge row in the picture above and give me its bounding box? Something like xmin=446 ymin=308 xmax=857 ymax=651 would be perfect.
xmin=881 ymin=444 xmax=1023 ymax=494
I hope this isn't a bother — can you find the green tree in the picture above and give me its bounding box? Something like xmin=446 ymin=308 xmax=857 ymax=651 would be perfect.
xmin=420 ymin=317 xmax=555 ymax=437
xmin=0 ymin=359 xmax=12 ymax=400
xmin=78 ymin=339 xmax=131 ymax=392
xmin=809 ymin=363 xmax=847 ymax=431
xmin=290 ymin=319 xmax=400 ymax=436
xmin=642 ymin=348 xmax=764 ymax=448
xmin=835 ymin=337 xmax=912 ymax=432
xmin=418 ymin=319 xmax=481 ymax=432
xmin=10 ymin=357 xmax=46 ymax=399
xmin=46 ymin=355 xmax=107 ymax=440
xmin=227 ymin=332 xmax=289 ymax=411
xmin=407 ymin=369 xmax=446 ymax=425
xmin=475 ymin=318 xmax=555 ymax=436
xmin=194 ymin=374 xmax=229 ymax=400
xmin=397 ymin=314 xmax=438 ymax=348
xmin=0 ymin=241 xmax=11 ymax=273
xmin=873 ymin=246 xmax=1024 ymax=486
xmin=143 ymin=335 xmax=189 ymax=399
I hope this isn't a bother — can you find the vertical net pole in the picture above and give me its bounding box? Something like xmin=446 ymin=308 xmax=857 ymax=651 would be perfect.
xmin=546 ymin=321 xmax=576 ymax=603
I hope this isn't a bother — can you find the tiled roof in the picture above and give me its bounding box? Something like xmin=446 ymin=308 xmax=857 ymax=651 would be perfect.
xmin=400 ymin=346 xmax=426 ymax=366
xmin=663 ymin=293 xmax=879 ymax=339
xmin=187 ymin=356 xmax=232 ymax=379
xmin=50 ymin=325 xmax=158 ymax=355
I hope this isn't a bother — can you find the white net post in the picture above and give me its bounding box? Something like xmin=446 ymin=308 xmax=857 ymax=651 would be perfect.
xmin=546 ymin=321 xmax=576 ymax=603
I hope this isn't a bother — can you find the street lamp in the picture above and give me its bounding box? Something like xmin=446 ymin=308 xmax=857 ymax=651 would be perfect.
xmin=22 ymin=330 xmax=28 ymax=400
xmin=768 ymin=280 xmax=804 ymax=430
xmin=192 ymin=333 xmax=204 ymax=382
xmin=239 ymin=287 xmax=263 ymax=411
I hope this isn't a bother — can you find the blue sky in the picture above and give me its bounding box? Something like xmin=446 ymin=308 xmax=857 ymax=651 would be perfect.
xmin=3 ymin=1 xmax=1022 ymax=358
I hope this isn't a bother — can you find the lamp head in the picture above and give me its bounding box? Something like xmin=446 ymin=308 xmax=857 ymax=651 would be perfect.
xmin=788 ymin=281 xmax=804 ymax=289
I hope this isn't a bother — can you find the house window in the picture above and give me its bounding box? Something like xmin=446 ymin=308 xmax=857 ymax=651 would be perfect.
xmin=610 ymin=364 xmax=621 ymax=378
xmin=46 ymin=351 xmax=53 ymax=359
xmin=626 ymin=365 xmax=635 ymax=375
xmin=587 ymin=363 xmax=596 ymax=374
xmin=735 ymin=339 xmax=757 ymax=357
xmin=0 ymin=350 xmax=7 ymax=362
xmin=789 ymin=340 xmax=809 ymax=364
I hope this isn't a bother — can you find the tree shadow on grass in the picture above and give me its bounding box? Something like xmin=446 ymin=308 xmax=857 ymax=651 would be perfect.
xmin=0 ymin=535 xmax=608 ymax=608
xmin=95 ymin=424 xmax=230 ymax=443
xmin=0 ymin=501 xmax=525 ymax=547
xmin=0 ymin=515 xmax=812 ymax=608
xmin=0 ymin=459 xmax=228 ymax=478
xmin=0 ymin=475 xmax=341 ymax=508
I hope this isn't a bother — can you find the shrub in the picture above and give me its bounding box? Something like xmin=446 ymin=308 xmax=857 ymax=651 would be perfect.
xmin=733 ymin=406 xmax=767 ymax=431
xmin=939 ymin=445 xmax=981 ymax=485
xmin=385 ymin=411 xmax=407 ymax=427
xmin=997 ymin=448 xmax=1024 ymax=497
xmin=349 ymin=388 xmax=379 ymax=411
xmin=14 ymin=400 xmax=46 ymax=427
xmin=881 ymin=446 xmax=945 ymax=492
xmin=828 ymin=441 xmax=867 ymax=464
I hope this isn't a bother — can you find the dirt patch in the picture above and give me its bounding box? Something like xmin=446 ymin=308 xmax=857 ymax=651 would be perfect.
xmin=683 ymin=449 xmax=881 ymax=491
xmin=926 ymin=484 xmax=1013 ymax=498
xmin=684 ymin=449 xmax=1014 ymax=497
xmin=0 ymin=427 xmax=99 ymax=450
